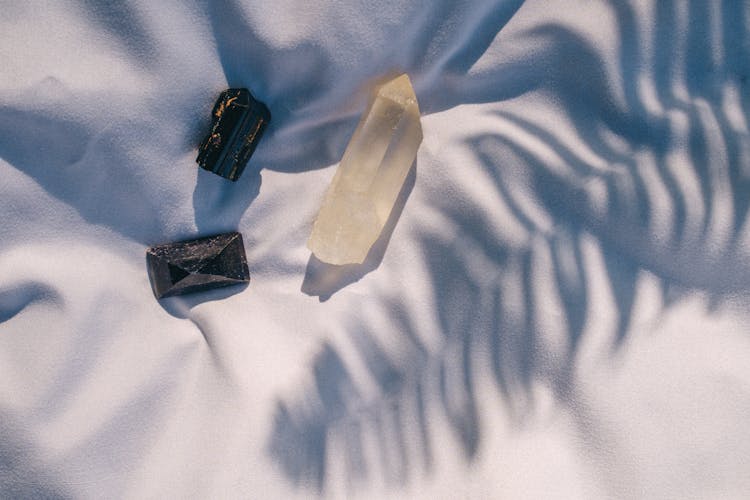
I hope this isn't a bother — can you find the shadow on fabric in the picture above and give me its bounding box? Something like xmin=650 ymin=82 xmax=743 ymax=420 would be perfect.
xmin=0 ymin=415 xmax=73 ymax=499
xmin=267 ymin=0 xmax=750 ymax=495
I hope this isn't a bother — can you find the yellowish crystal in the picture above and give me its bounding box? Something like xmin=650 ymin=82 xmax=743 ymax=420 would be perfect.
xmin=307 ymin=74 xmax=423 ymax=265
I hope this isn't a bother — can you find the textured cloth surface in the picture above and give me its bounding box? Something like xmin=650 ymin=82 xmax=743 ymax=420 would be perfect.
xmin=2 ymin=1 xmax=750 ymax=498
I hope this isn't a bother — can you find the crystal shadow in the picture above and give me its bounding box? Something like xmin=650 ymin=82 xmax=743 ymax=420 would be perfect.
xmin=192 ymin=164 xmax=263 ymax=235
xmin=155 ymin=283 xmax=249 ymax=320
xmin=301 ymin=164 xmax=416 ymax=302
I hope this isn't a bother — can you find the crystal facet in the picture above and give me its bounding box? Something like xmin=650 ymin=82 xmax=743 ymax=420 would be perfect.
xmin=146 ymin=232 xmax=250 ymax=299
xmin=307 ymin=74 xmax=423 ymax=265
xmin=197 ymin=88 xmax=271 ymax=181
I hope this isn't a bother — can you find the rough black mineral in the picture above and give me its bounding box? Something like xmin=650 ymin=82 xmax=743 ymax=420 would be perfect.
xmin=146 ymin=232 xmax=250 ymax=299
xmin=196 ymin=88 xmax=271 ymax=181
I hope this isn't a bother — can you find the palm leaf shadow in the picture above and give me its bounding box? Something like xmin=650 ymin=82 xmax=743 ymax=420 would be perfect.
xmin=268 ymin=0 xmax=750 ymax=494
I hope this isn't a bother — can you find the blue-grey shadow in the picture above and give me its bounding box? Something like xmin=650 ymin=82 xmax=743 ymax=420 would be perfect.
xmin=155 ymin=282 xmax=249 ymax=320
xmin=0 ymin=413 xmax=72 ymax=499
xmin=267 ymin=343 xmax=358 ymax=492
xmin=0 ymin=282 xmax=61 ymax=326
xmin=0 ymin=99 xmax=169 ymax=243
xmin=192 ymin=163 xmax=263 ymax=235
xmin=76 ymin=0 xmax=158 ymax=69
xmin=268 ymin=0 xmax=750 ymax=495
xmin=268 ymin=324 xmax=430 ymax=493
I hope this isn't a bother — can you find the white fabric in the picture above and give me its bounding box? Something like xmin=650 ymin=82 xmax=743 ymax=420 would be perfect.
xmin=2 ymin=0 xmax=750 ymax=498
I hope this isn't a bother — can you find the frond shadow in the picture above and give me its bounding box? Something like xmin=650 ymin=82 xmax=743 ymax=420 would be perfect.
xmin=268 ymin=0 xmax=750 ymax=494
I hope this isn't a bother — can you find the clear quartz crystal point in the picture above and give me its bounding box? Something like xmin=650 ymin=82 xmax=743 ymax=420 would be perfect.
xmin=307 ymin=74 xmax=423 ymax=265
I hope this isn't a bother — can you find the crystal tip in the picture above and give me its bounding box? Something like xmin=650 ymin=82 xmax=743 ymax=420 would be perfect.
xmin=377 ymin=73 xmax=419 ymax=107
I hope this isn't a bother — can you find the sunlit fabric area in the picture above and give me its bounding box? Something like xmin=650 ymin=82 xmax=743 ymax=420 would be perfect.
xmin=1 ymin=0 xmax=749 ymax=498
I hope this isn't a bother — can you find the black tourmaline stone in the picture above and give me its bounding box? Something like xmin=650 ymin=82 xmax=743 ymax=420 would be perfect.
xmin=196 ymin=88 xmax=271 ymax=181
xmin=146 ymin=232 xmax=250 ymax=299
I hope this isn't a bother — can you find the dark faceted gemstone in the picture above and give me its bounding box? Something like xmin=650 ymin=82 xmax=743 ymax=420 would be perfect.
xmin=196 ymin=88 xmax=271 ymax=181
xmin=146 ymin=232 xmax=250 ymax=299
